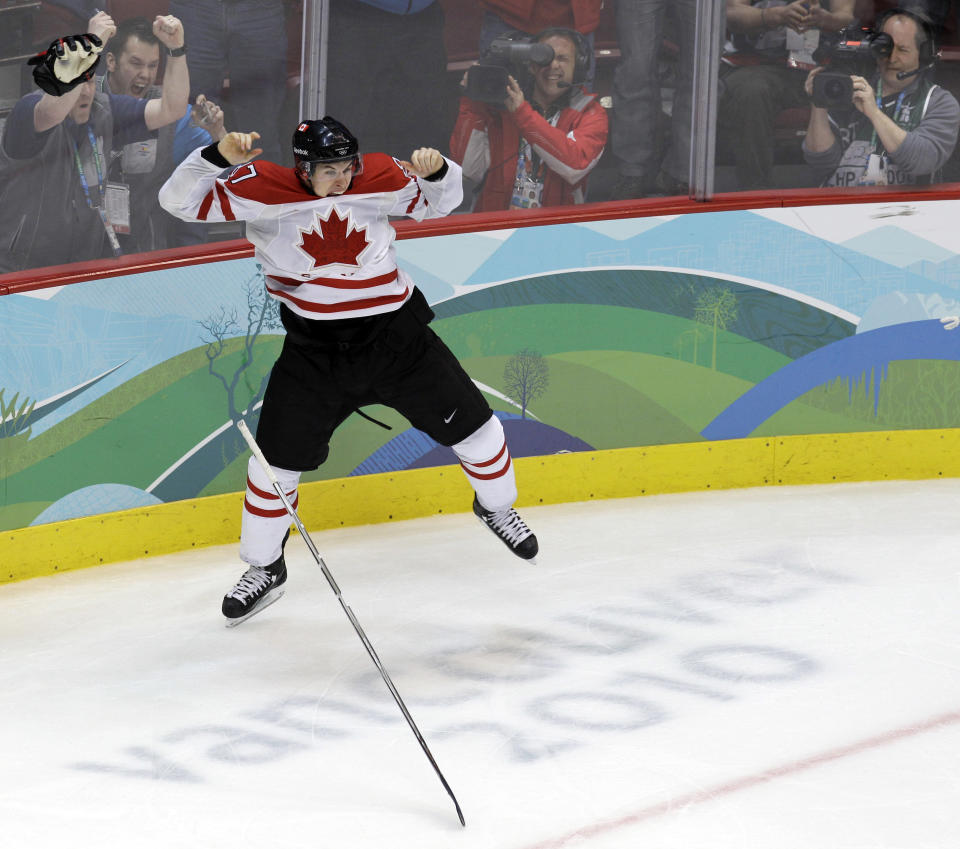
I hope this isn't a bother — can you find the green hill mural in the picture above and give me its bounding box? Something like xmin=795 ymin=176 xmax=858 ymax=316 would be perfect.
xmin=6 ymin=266 xmax=956 ymax=532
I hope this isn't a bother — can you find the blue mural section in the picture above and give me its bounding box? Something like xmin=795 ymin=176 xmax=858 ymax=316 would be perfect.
xmin=4 ymin=201 xmax=960 ymax=530
xmin=702 ymin=319 xmax=960 ymax=440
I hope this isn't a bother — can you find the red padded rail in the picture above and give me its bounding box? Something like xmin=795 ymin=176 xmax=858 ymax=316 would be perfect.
xmin=3 ymin=183 xmax=960 ymax=296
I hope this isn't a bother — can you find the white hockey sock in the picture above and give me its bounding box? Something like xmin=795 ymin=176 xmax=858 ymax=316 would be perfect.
xmin=239 ymin=455 xmax=301 ymax=567
xmin=452 ymin=414 xmax=517 ymax=512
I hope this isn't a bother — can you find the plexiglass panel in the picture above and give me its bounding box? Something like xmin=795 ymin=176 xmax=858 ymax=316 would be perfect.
xmin=2 ymin=1 xmax=959 ymax=277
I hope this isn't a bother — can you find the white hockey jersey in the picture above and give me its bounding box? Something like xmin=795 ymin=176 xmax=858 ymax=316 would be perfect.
xmin=159 ymin=148 xmax=463 ymax=320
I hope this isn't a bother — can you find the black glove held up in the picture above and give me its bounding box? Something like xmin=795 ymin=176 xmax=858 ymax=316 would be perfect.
xmin=28 ymin=33 xmax=104 ymax=97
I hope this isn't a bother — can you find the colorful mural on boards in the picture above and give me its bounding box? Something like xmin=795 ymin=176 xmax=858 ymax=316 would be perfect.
xmin=3 ymin=199 xmax=960 ymax=532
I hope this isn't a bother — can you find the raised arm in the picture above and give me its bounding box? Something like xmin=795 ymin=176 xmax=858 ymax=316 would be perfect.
xmin=32 ymin=11 xmax=115 ymax=132
xmin=394 ymin=147 xmax=464 ymax=220
xmin=159 ymin=131 xmax=264 ymax=222
xmin=143 ymin=15 xmax=189 ymax=131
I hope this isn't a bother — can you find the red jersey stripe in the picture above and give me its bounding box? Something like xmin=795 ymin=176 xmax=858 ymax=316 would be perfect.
xmin=405 ymin=184 xmax=422 ymax=215
xmin=267 ymin=269 xmax=398 ymax=290
xmin=265 ymin=282 xmax=410 ymax=314
xmin=216 ymin=182 xmax=236 ymax=221
xmin=197 ymin=189 xmax=215 ymax=221
xmin=222 ymin=154 xmax=408 ymax=206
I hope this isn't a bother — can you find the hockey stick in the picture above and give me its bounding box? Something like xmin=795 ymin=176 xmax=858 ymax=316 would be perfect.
xmin=236 ymin=419 xmax=466 ymax=827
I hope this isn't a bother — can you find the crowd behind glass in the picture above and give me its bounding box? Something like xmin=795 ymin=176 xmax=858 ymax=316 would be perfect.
xmin=1 ymin=0 xmax=958 ymax=276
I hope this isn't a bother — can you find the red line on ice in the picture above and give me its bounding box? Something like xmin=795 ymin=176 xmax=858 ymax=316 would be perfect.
xmin=522 ymin=709 xmax=960 ymax=849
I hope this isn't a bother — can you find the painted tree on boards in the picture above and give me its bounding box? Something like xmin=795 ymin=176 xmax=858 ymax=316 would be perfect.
xmin=0 ymin=389 xmax=35 ymax=439
xmin=503 ymin=348 xmax=549 ymax=419
xmin=198 ymin=265 xmax=281 ymax=424
xmin=676 ymin=326 xmax=707 ymax=366
xmin=694 ymin=287 xmax=738 ymax=370
xmin=0 ymin=389 xmax=36 ymax=475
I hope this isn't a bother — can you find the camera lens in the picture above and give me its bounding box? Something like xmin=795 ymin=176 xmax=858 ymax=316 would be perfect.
xmin=823 ymin=78 xmax=847 ymax=99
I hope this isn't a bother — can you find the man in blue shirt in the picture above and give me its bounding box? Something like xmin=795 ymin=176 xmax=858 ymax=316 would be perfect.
xmin=100 ymin=16 xmax=227 ymax=253
xmin=0 ymin=10 xmax=189 ymax=273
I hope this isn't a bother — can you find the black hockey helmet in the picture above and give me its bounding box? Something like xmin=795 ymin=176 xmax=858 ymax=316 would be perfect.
xmin=292 ymin=116 xmax=363 ymax=182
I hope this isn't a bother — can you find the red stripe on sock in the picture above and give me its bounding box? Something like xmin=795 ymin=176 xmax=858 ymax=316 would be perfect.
xmin=462 ymin=440 xmax=508 ymax=470
xmin=245 ymin=476 xmax=297 ymax=502
xmin=243 ymin=494 xmax=299 ymax=518
xmin=461 ymin=453 xmax=512 ymax=481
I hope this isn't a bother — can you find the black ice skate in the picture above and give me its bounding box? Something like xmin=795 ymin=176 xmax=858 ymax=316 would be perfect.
xmin=473 ymin=495 xmax=538 ymax=562
xmin=222 ymin=547 xmax=288 ymax=627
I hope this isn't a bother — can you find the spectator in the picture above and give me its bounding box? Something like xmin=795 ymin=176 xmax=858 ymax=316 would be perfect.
xmin=0 ymin=11 xmax=189 ymax=273
xmin=99 ymin=16 xmax=227 ymax=253
xmin=719 ymin=0 xmax=856 ymax=191
xmin=803 ymin=8 xmax=960 ymax=185
xmin=167 ymin=0 xmax=287 ymax=164
xmin=608 ymin=0 xmax=699 ymax=199
xmin=325 ymin=0 xmax=451 ymax=158
xmin=450 ymin=27 xmax=608 ymax=212
xmin=477 ymin=0 xmax=603 ymax=90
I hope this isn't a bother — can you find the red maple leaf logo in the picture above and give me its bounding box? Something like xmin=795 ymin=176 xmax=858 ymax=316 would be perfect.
xmin=296 ymin=207 xmax=369 ymax=269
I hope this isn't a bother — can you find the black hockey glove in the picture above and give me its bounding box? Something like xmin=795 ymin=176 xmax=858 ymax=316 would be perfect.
xmin=27 ymin=34 xmax=104 ymax=97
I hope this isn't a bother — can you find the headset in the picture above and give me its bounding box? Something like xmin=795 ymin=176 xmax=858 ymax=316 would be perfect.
xmin=533 ymin=26 xmax=592 ymax=87
xmin=874 ymin=6 xmax=939 ymax=77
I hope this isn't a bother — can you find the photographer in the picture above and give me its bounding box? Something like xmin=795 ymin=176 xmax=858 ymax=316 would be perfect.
xmin=449 ymin=28 xmax=608 ymax=212
xmin=803 ymin=9 xmax=960 ymax=186
xmin=720 ymin=0 xmax=856 ymax=191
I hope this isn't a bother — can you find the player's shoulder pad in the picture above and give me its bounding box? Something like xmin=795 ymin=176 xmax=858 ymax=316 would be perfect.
xmin=347 ymin=152 xmax=413 ymax=194
xmin=221 ymin=159 xmax=312 ymax=205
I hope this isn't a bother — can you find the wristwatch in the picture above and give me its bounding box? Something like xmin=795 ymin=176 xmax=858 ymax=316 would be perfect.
xmin=166 ymin=45 xmax=187 ymax=58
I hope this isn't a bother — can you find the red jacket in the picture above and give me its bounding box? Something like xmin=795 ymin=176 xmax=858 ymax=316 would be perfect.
xmin=479 ymin=0 xmax=603 ymax=35
xmin=450 ymin=88 xmax=608 ymax=212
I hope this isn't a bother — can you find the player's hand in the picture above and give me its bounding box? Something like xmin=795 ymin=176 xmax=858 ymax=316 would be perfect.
xmin=504 ymin=74 xmax=525 ymax=112
xmin=153 ymin=15 xmax=185 ymax=50
xmin=399 ymin=147 xmax=445 ymax=178
xmin=194 ymin=94 xmax=227 ymax=141
xmin=941 ymin=316 xmax=960 ymax=330
xmin=87 ymin=11 xmax=116 ymax=43
xmin=218 ymin=131 xmax=262 ymax=165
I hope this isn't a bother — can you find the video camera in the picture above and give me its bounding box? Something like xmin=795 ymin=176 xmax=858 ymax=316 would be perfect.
xmin=464 ymin=35 xmax=555 ymax=104
xmin=811 ymin=26 xmax=893 ymax=108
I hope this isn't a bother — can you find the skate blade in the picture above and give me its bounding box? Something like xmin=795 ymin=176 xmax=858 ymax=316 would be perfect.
xmin=224 ymin=588 xmax=285 ymax=628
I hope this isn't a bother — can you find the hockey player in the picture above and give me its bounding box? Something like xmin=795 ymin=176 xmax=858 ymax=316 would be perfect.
xmin=159 ymin=116 xmax=538 ymax=624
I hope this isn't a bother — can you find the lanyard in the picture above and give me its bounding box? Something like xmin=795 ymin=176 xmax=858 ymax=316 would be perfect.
xmin=869 ymin=79 xmax=907 ymax=152
xmin=70 ymin=126 xmax=121 ymax=256
xmin=71 ymin=126 xmax=105 ymax=208
xmin=516 ymin=108 xmax=563 ymax=185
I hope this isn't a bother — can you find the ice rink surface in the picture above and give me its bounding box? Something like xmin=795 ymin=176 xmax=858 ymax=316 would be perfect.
xmin=2 ymin=479 xmax=959 ymax=848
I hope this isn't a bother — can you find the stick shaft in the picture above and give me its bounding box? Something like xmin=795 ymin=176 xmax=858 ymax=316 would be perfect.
xmin=235 ymin=418 xmax=465 ymax=826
